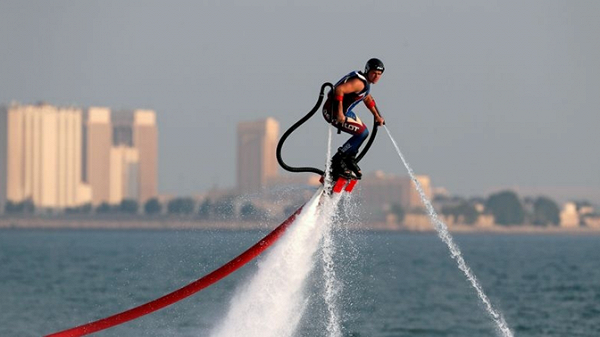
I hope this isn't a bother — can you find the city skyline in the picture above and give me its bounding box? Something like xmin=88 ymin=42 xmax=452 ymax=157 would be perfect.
xmin=0 ymin=102 xmax=157 ymax=211
xmin=1 ymin=108 xmax=598 ymax=229
xmin=2 ymin=100 xmax=598 ymax=207
xmin=0 ymin=1 xmax=598 ymax=204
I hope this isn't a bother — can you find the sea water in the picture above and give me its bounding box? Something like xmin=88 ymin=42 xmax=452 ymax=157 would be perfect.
xmin=1 ymin=229 xmax=599 ymax=337
xmin=383 ymin=126 xmax=513 ymax=336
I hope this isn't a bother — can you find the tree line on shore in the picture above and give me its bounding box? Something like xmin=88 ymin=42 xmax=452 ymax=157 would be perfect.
xmin=3 ymin=190 xmax=595 ymax=226
xmin=388 ymin=190 xmax=591 ymax=226
xmin=3 ymin=195 xmax=272 ymax=222
xmin=442 ymin=191 xmax=560 ymax=226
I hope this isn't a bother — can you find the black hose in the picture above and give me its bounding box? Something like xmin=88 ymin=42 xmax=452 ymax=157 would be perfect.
xmin=276 ymin=82 xmax=332 ymax=176
xmin=276 ymin=82 xmax=380 ymax=177
xmin=356 ymin=116 xmax=379 ymax=163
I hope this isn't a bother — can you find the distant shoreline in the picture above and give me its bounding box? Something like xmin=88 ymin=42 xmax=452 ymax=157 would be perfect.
xmin=1 ymin=216 xmax=599 ymax=234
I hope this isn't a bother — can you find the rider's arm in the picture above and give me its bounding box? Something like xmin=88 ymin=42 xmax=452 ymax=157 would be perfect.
xmin=364 ymin=95 xmax=385 ymax=125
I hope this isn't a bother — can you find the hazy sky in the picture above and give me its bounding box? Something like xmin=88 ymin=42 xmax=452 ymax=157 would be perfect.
xmin=1 ymin=1 xmax=599 ymax=203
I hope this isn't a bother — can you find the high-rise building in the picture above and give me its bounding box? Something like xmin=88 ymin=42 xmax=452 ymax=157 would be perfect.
xmin=112 ymin=111 xmax=134 ymax=147
xmin=1 ymin=103 xmax=157 ymax=210
xmin=237 ymin=118 xmax=279 ymax=193
xmin=5 ymin=105 xmax=23 ymax=203
xmin=56 ymin=106 xmax=85 ymax=207
xmin=109 ymin=109 xmax=157 ymax=205
xmin=133 ymin=110 xmax=158 ymax=204
xmin=85 ymin=107 xmax=112 ymax=206
xmin=4 ymin=103 xmax=90 ymax=208
xmin=109 ymin=145 xmax=139 ymax=204
xmin=0 ymin=106 xmax=7 ymax=214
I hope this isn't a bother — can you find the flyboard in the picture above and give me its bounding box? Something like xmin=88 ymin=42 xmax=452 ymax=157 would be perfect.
xmin=46 ymin=82 xmax=379 ymax=337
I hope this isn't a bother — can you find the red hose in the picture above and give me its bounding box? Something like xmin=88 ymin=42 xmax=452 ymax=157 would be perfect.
xmin=46 ymin=205 xmax=304 ymax=337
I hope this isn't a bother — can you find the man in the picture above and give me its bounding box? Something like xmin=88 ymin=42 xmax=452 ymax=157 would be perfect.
xmin=322 ymin=58 xmax=386 ymax=179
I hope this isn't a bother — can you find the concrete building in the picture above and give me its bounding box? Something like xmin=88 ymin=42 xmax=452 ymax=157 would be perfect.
xmin=4 ymin=103 xmax=91 ymax=208
xmin=87 ymin=108 xmax=157 ymax=206
xmin=110 ymin=109 xmax=158 ymax=205
xmin=237 ymin=118 xmax=279 ymax=193
xmin=584 ymin=215 xmax=600 ymax=229
xmin=109 ymin=146 xmax=139 ymax=204
xmin=560 ymin=202 xmax=580 ymax=227
xmin=133 ymin=110 xmax=158 ymax=204
xmin=409 ymin=175 xmax=432 ymax=209
xmin=358 ymin=171 xmax=433 ymax=219
xmin=85 ymin=107 xmax=112 ymax=206
xmin=112 ymin=111 xmax=134 ymax=147
xmin=0 ymin=106 xmax=7 ymax=214
xmin=358 ymin=171 xmax=405 ymax=218
xmin=1 ymin=103 xmax=157 ymax=210
xmin=5 ymin=104 xmax=24 ymax=203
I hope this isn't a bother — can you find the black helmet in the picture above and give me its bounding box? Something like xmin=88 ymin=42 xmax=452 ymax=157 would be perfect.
xmin=365 ymin=58 xmax=385 ymax=74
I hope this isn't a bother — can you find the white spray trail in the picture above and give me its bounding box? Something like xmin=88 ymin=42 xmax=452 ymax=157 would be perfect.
xmin=320 ymin=199 xmax=343 ymax=337
xmin=383 ymin=126 xmax=513 ymax=337
xmin=210 ymin=188 xmax=324 ymax=337
xmin=319 ymin=126 xmax=343 ymax=337
xmin=210 ymin=127 xmax=345 ymax=337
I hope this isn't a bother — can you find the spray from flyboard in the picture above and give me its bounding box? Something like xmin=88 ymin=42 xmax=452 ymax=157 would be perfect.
xmin=320 ymin=127 xmax=343 ymax=337
xmin=320 ymin=128 xmax=344 ymax=337
xmin=210 ymin=128 xmax=344 ymax=337
xmin=383 ymin=126 xmax=513 ymax=337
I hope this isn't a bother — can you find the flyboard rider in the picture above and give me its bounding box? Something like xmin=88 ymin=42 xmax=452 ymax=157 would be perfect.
xmin=322 ymin=58 xmax=386 ymax=180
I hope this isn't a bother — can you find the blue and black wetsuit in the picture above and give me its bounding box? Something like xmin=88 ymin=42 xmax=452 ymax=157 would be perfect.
xmin=322 ymin=71 xmax=371 ymax=156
